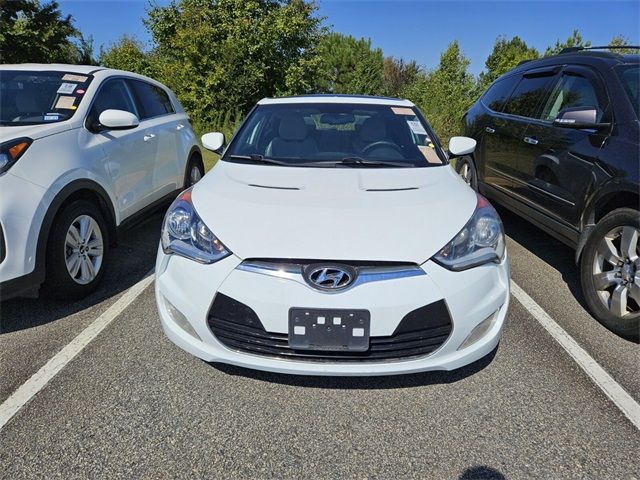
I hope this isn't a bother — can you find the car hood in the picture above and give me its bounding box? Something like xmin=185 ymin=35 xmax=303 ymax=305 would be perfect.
xmin=0 ymin=122 xmax=73 ymax=144
xmin=192 ymin=161 xmax=478 ymax=264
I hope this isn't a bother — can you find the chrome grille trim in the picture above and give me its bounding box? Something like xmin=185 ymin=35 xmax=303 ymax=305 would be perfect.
xmin=236 ymin=260 xmax=425 ymax=293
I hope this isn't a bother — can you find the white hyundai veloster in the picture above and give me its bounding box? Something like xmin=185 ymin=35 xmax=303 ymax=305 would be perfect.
xmin=155 ymin=95 xmax=510 ymax=376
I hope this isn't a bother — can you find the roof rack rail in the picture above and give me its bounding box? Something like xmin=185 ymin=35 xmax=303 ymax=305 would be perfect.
xmin=517 ymin=59 xmax=533 ymax=66
xmin=559 ymin=45 xmax=640 ymax=54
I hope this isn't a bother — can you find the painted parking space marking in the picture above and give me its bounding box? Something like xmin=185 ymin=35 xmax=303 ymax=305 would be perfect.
xmin=511 ymin=280 xmax=640 ymax=430
xmin=0 ymin=271 xmax=154 ymax=431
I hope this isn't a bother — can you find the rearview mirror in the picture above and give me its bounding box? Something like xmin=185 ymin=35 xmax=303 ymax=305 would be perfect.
xmin=98 ymin=109 xmax=139 ymax=130
xmin=448 ymin=136 xmax=477 ymax=157
xmin=202 ymin=132 xmax=225 ymax=154
xmin=553 ymin=106 xmax=610 ymax=130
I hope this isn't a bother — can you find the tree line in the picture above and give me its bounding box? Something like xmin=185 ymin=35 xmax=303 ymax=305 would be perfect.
xmin=1 ymin=0 xmax=636 ymax=141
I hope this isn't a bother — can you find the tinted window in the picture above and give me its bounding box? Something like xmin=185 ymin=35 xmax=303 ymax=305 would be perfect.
xmin=541 ymin=74 xmax=603 ymax=121
xmin=129 ymin=80 xmax=174 ymax=119
xmin=503 ymin=74 xmax=556 ymax=118
xmin=92 ymin=79 xmax=136 ymax=116
xmin=0 ymin=70 xmax=93 ymax=125
xmin=481 ymin=75 xmax=519 ymax=112
xmin=225 ymin=103 xmax=445 ymax=168
xmin=616 ymin=65 xmax=640 ymax=116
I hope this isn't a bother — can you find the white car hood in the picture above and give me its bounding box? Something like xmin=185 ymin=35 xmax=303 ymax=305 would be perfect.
xmin=192 ymin=161 xmax=478 ymax=264
xmin=0 ymin=122 xmax=73 ymax=144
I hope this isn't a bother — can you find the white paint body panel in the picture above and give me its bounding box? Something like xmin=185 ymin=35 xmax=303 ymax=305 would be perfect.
xmin=193 ymin=161 xmax=477 ymax=264
xmin=0 ymin=64 xmax=199 ymax=287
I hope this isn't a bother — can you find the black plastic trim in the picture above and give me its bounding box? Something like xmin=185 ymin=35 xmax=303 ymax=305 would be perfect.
xmin=207 ymin=294 xmax=453 ymax=362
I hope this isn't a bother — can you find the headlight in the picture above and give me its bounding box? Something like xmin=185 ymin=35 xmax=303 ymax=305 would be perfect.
xmin=161 ymin=189 xmax=231 ymax=264
xmin=433 ymin=194 xmax=505 ymax=271
xmin=0 ymin=138 xmax=32 ymax=175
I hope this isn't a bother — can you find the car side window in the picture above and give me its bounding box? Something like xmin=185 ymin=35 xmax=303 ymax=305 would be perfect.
xmin=503 ymin=73 xmax=556 ymax=119
xmin=91 ymin=79 xmax=137 ymax=117
xmin=540 ymin=73 xmax=603 ymax=121
xmin=481 ymin=75 xmax=519 ymax=112
xmin=128 ymin=80 xmax=175 ymax=119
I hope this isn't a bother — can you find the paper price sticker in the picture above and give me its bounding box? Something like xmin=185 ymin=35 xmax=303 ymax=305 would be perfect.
xmin=391 ymin=107 xmax=415 ymax=116
xmin=407 ymin=120 xmax=428 ymax=135
xmin=55 ymin=96 xmax=76 ymax=109
xmin=57 ymin=82 xmax=77 ymax=95
xmin=61 ymin=74 xmax=88 ymax=82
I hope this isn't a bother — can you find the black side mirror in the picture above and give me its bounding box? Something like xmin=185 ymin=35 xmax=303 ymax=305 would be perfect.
xmin=553 ymin=106 xmax=610 ymax=130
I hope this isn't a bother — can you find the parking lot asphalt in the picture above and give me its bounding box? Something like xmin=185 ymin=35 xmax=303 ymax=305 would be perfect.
xmin=1 ymin=203 xmax=639 ymax=479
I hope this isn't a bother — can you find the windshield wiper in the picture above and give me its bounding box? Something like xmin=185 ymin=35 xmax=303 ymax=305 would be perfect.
xmin=336 ymin=157 xmax=410 ymax=168
xmin=226 ymin=154 xmax=289 ymax=166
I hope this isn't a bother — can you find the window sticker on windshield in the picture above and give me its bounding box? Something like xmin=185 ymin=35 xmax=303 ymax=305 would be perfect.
xmin=57 ymin=82 xmax=77 ymax=94
xmin=407 ymin=120 xmax=428 ymax=135
xmin=55 ymin=95 xmax=76 ymax=109
xmin=391 ymin=107 xmax=414 ymax=115
xmin=44 ymin=114 xmax=60 ymax=121
xmin=61 ymin=74 xmax=88 ymax=82
xmin=419 ymin=146 xmax=441 ymax=164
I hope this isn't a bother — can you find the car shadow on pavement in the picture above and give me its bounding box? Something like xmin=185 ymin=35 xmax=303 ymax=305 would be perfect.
xmin=211 ymin=346 xmax=498 ymax=389
xmin=459 ymin=466 xmax=506 ymax=480
xmin=497 ymin=206 xmax=588 ymax=311
xmin=0 ymin=212 xmax=164 ymax=334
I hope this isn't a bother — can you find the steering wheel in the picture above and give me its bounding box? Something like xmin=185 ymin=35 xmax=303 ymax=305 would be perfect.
xmin=362 ymin=141 xmax=404 ymax=156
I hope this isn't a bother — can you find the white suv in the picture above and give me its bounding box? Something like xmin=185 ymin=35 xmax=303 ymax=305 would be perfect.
xmin=0 ymin=64 xmax=202 ymax=300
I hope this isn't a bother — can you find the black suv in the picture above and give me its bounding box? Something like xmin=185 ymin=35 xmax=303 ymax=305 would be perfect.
xmin=460 ymin=47 xmax=639 ymax=339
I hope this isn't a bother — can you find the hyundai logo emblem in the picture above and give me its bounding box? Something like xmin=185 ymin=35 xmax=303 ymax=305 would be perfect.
xmin=304 ymin=264 xmax=356 ymax=291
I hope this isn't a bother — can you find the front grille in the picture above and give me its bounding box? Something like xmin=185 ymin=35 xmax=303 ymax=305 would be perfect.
xmin=208 ymin=293 xmax=452 ymax=362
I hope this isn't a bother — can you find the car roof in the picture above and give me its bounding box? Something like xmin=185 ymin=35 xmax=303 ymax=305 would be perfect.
xmin=0 ymin=63 xmax=106 ymax=74
xmin=509 ymin=50 xmax=639 ymax=77
xmin=258 ymin=94 xmax=415 ymax=107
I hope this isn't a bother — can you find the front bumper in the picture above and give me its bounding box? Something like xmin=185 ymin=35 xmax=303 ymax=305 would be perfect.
xmin=0 ymin=173 xmax=51 ymax=299
xmin=155 ymin=248 xmax=510 ymax=376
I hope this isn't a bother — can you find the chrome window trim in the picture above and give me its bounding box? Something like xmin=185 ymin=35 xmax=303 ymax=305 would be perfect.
xmin=236 ymin=260 xmax=425 ymax=293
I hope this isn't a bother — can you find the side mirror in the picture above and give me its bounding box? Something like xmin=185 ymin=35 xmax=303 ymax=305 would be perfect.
xmin=448 ymin=136 xmax=477 ymax=157
xmin=553 ymin=106 xmax=609 ymax=130
xmin=201 ymin=132 xmax=225 ymax=154
xmin=98 ymin=109 xmax=139 ymax=130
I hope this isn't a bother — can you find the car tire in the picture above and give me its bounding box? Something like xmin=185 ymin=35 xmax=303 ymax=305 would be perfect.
xmin=455 ymin=155 xmax=478 ymax=191
xmin=185 ymin=155 xmax=205 ymax=188
xmin=43 ymin=200 xmax=109 ymax=300
xmin=580 ymin=208 xmax=640 ymax=340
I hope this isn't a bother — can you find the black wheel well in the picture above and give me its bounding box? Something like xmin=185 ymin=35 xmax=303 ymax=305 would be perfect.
xmin=594 ymin=191 xmax=640 ymax=223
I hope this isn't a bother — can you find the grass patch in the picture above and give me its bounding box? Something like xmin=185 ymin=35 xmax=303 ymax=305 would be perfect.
xmin=202 ymin=148 xmax=219 ymax=172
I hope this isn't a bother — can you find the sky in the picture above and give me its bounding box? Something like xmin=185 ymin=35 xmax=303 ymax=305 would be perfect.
xmin=59 ymin=0 xmax=640 ymax=75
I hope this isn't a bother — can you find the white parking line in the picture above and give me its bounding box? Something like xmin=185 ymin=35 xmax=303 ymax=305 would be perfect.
xmin=0 ymin=271 xmax=154 ymax=431
xmin=511 ymin=280 xmax=640 ymax=431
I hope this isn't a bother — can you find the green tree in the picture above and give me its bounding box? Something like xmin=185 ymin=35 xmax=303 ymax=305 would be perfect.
xmin=405 ymin=41 xmax=477 ymax=142
xmin=314 ymin=32 xmax=384 ymax=95
xmin=99 ymin=35 xmax=156 ymax=77
xmin=0 ymin=0 xmax=94 ymax=63
xmin=138 ymin=0 xmax=323 ymax=128
xmin=545 ymin=29 xmax=591 ymax=56
xmin=381 ymin=56 xmax=420 ymax=98
xmin=480 ymin=35 xmax=539 ymax=87
xmin=608 ymin=35 xmax=640 ymax=54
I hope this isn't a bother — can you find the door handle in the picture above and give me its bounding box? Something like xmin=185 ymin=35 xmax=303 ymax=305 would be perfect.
xmin=143 ymin=134 xmax=156 ymax=142
xmin=176 ymin=124 xmax=185 ymax=131
xmin=485 ymin=126 xmax=495 ymax=134
xmin=523 ymin=136 xmax=539 ymax=145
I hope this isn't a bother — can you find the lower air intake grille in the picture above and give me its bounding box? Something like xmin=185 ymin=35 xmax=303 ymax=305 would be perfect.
xmin=208 ymin=294 xmax=452 ymax=362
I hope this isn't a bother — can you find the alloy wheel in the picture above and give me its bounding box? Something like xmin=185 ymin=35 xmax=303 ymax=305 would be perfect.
xmin=592 ymin=225 xmax=640 ymax=317
xmin=459 ymin=162 xmax=472 ymax=185
xmin=189 ymin=165 xmax=202 ymax=186
xmin=64 ymin=215 xmax=104 ymax=285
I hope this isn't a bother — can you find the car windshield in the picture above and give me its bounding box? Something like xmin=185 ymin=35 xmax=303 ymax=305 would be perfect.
xmin=0 ymin=70 xmax=94 ymax=126
xmin=224 ymin=102 xmax=445 ymax=167
xmin=616 ymin=64 xmax=640 ymax=117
